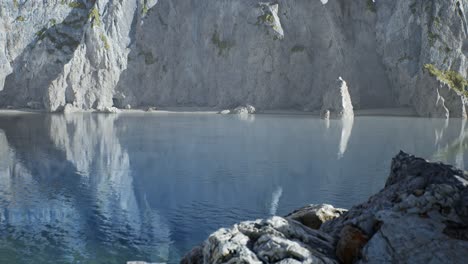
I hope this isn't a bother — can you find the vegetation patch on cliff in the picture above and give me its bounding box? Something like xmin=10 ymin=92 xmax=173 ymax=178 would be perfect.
xmin=424 ymin=64 xmax=468 ymax=95
xmin=15 ymin=16 xmax=25 ymax=22
xmin=68 ymin=1 xmax=86 ymax=9
xmin=100 ymin=34 xmax=109 ymax=50
xmin=366 ymin=0 xmax=376 ymax=13
xmin=291 ymin=45 xmax=306 ymax=53
xmin=211 ymin=30 xmax=234 ymax=56
xmin=89 ymin=7 xmax=101 ymax=28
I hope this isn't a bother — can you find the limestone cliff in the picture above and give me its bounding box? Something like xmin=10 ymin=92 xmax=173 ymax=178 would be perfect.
xmin=0 ymin=0 xmax=467 ymax=116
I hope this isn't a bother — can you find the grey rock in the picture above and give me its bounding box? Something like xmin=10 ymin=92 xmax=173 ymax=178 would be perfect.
xmin=97 ymin=106 xmax=121 ymax=114
xmin=320 ymin=77 xmax=354 ymax=119
xmin=181 ymin=216 xmax=339 ymax=264
xmin=233 ymin=105 xmax=256 ymax=115
xmin=286 ymin=204 xmax=347 ymax=230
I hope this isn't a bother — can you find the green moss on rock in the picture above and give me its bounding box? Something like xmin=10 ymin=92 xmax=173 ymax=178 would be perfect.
xmin=211 ymin=30 xmax=234 ymax=56
xmin=291 ymin=45 xmax=306 ymax=53
xmin=366 ymin=0 xmax=376 ymax=13
xmin=88 ymin=7 xmax=101 ymax=28
xmin=100 ymin=34 xmax=110 ymax=50
xmin=36 ymin=27 xmax=47 ymax=40
xmin=15 ymin=16 xmax=25 ymax=22
xmin=424 ymin=64 xmax=468 ymax=96
xmin=68 ymin=1 xmax=86 ymax=9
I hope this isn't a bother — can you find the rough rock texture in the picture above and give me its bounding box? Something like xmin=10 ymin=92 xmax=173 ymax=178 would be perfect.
xmin=182 ymin=152 xmax=468 ymax=263
xmin=286 ymin=204 xmax=347 ymax=230
xmin=320 ymin=77 xmax=354 ymax=119
xmin=182 ymin=216 xmax=339 ymax=264
xmin=0 ymin=0 xmax=467 ymax=115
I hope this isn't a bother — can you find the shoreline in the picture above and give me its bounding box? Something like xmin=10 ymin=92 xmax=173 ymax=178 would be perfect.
xmin=0 ymin=107 xmax=419 ymax=117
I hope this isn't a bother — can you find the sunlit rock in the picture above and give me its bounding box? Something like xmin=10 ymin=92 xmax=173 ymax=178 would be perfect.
xmin=320 ymin=77 xmax=354 ymax=120
xmin=286 ymin=204 xmax=347 ymax=230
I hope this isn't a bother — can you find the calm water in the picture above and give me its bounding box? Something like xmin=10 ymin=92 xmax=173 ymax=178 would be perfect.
xmin=0 ymin=113 xmax=467 ymax=263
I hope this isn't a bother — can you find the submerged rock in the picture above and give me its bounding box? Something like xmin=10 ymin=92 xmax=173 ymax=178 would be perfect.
xmin=320 ymin=77 xmax=354 ymax=120
xmin=182 ymin=151 xmax=468 ymax=263
xmin=286 ymin=204 xmax=347 ymax=230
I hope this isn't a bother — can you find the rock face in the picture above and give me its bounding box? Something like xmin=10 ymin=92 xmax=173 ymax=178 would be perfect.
xmin=321 ymin=77 xmax=354 ymax=119
xmin=182 ymin=151 xmax=468 ymax=263
xmin=0 ymin=1 xmax=466 ymax=116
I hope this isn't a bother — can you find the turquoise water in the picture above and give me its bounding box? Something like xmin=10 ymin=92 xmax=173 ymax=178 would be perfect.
xmin=0 ymin=113 xmax=467 ymax=263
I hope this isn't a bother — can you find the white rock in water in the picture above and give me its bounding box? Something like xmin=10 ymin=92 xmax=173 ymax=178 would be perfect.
xmin=320 ymin=77 xmax=354 ymax=119
xmin=246 ymin=104 xmax=256 ymax=114
xmin=219 ymin=109 xmax=230 ymax=114
xmin=62 ymin=104 xmax=79 ymax=114
xmin=233 ymin=106 xmax=249 ymax=115
xmin=125 ymin=104 xmax=132 ymax=110
xmin=98 ymin=107 xmax=121 ymax=114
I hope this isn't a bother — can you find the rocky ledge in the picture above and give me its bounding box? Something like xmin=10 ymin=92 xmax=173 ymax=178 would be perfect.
xmin=181 ymin=151 xmax=468 ymax=264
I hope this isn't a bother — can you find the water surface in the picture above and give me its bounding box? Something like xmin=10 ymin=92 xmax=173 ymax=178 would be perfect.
xmin=0 ymin=113 xmax=467 ymax=263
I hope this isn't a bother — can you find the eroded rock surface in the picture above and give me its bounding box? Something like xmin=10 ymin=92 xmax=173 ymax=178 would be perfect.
xmin=183 ymin=152 xmax=468 ymax=264
xmin=181 ymin=217 xmax=338 ymax=264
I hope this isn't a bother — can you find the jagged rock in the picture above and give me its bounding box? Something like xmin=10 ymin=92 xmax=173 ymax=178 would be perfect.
xmin=232 ymin=105 xmax=256 ymax=115
xmin=181 ymin=216 xmax=339 ymax=264
xmin=184 ymin=151 xmax=468 ymax=264
xmin=320 ymin=77 xmax=354 ymax=119
xmin=286 ymin=204 xmax=347 ymax=230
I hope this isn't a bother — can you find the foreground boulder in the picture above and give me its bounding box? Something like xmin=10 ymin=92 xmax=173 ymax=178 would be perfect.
xmin=321 ymin=77 xmax=354 ymax=119
xmin=182 ymin=152 xmax=468 ymax=263
xmin=286 ymin=204 xmax=347 ymax=230
xmin=181 ymin=217 xmax=338 ymax=264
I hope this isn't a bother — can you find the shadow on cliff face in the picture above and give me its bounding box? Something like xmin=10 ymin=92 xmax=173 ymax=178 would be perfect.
xmin=0 ymin=3 xmax=91 ymax=109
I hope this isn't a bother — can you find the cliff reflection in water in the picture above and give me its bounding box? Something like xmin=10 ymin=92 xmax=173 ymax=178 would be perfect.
xmin=0 ymin=114 xmax=170 ymax=263
xmin=0 ymin=114 xmax=467 ymax=263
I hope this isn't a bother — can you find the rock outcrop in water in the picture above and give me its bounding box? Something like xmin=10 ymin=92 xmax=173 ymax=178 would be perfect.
xmin=181 ymin=151 xmax=468 ymax=263
xmin=321 ymin=77 xmax=354 ymax=120
xmin=0 ymin=0 xmax=467 ymax=116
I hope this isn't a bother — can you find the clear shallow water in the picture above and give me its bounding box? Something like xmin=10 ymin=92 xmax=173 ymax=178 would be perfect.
xmin=0 ymin=113 xmax=467 ymax=263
